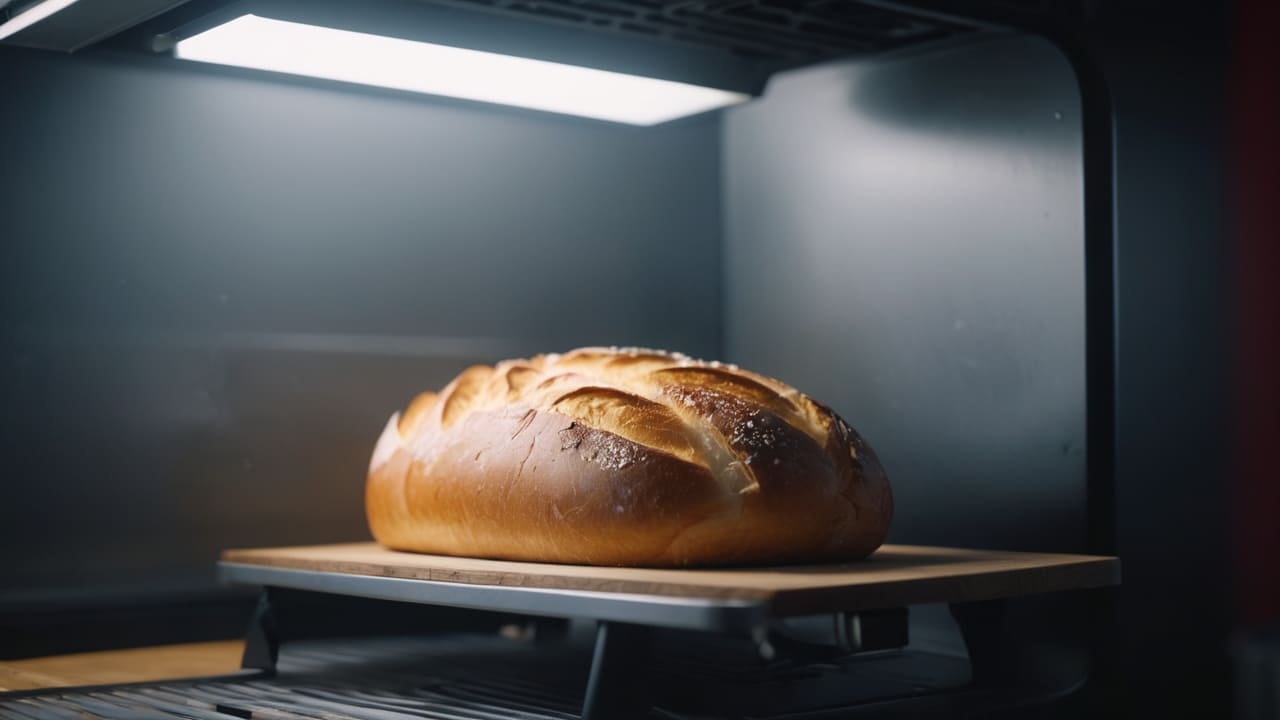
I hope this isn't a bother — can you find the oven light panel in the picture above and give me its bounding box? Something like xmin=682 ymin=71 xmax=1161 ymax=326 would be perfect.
xmin=0 ymin=0 xmax=83 ymax=41
xmin=173 ymin=14 xmax=750 ymax=126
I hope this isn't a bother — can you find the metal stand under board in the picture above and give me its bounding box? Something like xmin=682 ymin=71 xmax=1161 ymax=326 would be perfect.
xmin=221 ymin=542 xmax=1119 ymax=718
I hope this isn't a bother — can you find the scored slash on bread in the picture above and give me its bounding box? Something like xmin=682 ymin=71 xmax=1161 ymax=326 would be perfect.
xmin=367 ymin=347 xmax=892 ymax=567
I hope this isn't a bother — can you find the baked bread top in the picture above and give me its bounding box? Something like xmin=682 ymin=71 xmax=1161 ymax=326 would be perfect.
xmin=367 ymin=347 xmax=892 ymax=566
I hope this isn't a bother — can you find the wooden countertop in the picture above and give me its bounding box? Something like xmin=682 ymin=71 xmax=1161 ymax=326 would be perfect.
xmin=0 ymin=640 xmax=245 ymax=692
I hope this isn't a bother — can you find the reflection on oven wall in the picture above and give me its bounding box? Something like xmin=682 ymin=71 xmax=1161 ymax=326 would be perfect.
xmin=724 ymin=33 xmax=1086 ymax=554
xmin=0 ymin=47 xmax=723 ymax=605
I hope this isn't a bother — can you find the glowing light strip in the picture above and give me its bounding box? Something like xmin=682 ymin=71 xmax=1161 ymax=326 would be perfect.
xmin=174 ymin=14 xmax=750 ymax=125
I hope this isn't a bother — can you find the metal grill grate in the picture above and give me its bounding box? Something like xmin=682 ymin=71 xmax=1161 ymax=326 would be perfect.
xmin=3 ymin=683 xmax=581 ymax=719
xmin=0 ymin=632 xmax=971 ymax=719
xmin=417 ymin=0 xmax=974 ymax=65
xmin=1 ymin=636 xmax=593 ymax=720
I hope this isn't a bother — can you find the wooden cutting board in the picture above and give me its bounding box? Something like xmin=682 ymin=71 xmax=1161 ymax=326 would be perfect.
xmin=222 ymin=542 xmax=1119 ymax=613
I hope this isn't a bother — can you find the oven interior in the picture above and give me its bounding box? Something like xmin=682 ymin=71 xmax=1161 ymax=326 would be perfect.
xmin=0 ymin=0 xmax=1241 ymax=717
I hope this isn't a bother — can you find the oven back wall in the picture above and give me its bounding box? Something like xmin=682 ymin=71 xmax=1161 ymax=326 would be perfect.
xmin=0 ymin=47 xmax=722 ymax=619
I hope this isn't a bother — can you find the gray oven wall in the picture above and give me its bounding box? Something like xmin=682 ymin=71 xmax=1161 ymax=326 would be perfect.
xmin=0 ymin=47 xmax=722 ymax=606
xmin=723 ymin=33 xmax=1086 ymax=554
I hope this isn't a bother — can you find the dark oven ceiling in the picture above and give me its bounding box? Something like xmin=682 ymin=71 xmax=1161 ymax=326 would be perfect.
xmin=3 ymin=1 xmax=1073 ymax=70
xmin=413 ymin=0 xmax=975 ymax=67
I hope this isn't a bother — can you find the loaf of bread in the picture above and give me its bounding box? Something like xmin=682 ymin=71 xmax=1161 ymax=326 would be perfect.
xmin=366 ymin=347 xmax=892 ymax=567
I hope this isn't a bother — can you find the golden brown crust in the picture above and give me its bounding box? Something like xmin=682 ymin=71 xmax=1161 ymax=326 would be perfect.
xmin=367 ymin=347 xmax=892 ymax=566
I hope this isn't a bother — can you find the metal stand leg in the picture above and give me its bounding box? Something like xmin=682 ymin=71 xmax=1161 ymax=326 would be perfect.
xmin=582 ymin=621 xmax=653 ymax=720
xmin=241 ymin=589 xmax=281 ymax=675
xmin=949 ymin=599 xmax=1015 ymax=688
